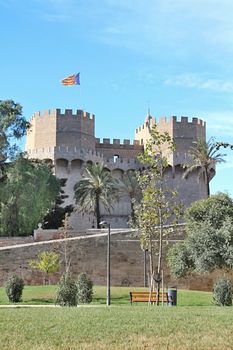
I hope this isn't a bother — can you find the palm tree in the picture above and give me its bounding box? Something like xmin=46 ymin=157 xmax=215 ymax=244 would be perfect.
xmin=183 ymin=138 xmax=226 ymax=196
xmin=74 ymin=163 xmax=119 ymax=228
xmin=120 ymin=170 xmax=141 ymax=224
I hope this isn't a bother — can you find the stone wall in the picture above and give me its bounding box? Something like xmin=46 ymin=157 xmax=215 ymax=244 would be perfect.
xmin=96 ymin=140 xmax=143 ymax=160
xmin=0 ymin=237 xmax=34 ymax=247
xmin=0 ymin=231 xmax=230 ymax=291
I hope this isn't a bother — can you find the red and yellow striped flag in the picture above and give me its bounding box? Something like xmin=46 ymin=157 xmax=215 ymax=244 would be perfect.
xmin=61 ymin=73 xmax=80 ymax=86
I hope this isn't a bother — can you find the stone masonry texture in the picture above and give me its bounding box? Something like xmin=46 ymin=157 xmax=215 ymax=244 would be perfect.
xmin=0 ymin=231 xmax=230 ymax=291
xmin=25 ymin=108 xmax=210 ymax=230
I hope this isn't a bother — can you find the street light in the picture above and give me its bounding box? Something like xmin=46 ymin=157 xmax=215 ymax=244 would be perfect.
xmin=99 ymin=220 xmax=111 ymax=306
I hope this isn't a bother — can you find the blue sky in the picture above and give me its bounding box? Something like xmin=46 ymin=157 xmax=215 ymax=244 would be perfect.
xmin=1 ymin=0 xmax=233 ymax=195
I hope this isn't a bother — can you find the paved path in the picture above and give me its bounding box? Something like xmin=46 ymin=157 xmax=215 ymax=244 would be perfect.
xmin=0 ymin=304 xmax=59 ymax=308
xmin=0 ymin=304 xmax=107 ymax=308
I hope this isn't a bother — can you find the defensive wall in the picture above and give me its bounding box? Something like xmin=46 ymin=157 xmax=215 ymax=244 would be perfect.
xmin=96 ymin=138 xmax=143 ymax=161
xmin=0 ymin=230 xmax=230 ymax=291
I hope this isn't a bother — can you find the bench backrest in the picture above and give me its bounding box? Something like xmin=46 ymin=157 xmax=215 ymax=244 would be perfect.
xmin=130 ymin=291 xmax=169 ymax=303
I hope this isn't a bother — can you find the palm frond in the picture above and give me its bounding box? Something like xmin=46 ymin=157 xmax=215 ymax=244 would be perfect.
xmin=182 ymin=138 xmax=226 ymax=194
xmin=74 ymin=162 xmax=119 ymax=215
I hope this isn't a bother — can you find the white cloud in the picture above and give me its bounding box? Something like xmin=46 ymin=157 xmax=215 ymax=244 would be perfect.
xmin=94 ymin=0 xmax=233 ymax=54
xmin=165 ymin=74 xmax=233 ymax=93
xmin=7 ymin=0 xmax=233 ymax=60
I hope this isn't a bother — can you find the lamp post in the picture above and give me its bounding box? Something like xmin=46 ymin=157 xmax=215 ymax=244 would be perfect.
xmin=99 ymin=221 xmax=111 ymax=306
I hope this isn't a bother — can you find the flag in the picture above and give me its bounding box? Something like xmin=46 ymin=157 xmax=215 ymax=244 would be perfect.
xmin=61 ymin=73 xmax=80 ymax=86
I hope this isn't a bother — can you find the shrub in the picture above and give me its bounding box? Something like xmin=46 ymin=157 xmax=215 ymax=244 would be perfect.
xmin=56 ymin=274 xmax=78 ymax=307
xmin=5 ymin=274 xmax=24 ymax=303
xmin=213 ymin=275 xmax=232 ymax=306
xmin=76 ymin=273 xmax=93 ymax=304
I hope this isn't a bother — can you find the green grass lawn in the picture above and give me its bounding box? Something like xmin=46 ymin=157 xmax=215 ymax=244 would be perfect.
xmin=0 ymin=286 xmax=232 ymax=349
xmin=0 ymin=285 xmax=213 ymax=306
xmin=0 ymin=306 xmax=233 ymax=349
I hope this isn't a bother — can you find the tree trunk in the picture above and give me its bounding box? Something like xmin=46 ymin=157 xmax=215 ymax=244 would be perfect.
xmin=148 ymin=250 xmax=154 ymax=305
xmin=130 ymin=200 xmax=136 ymax=225
xmin=96 ymin=193 xmax=101 ymax=229
xmin=204 ymin=167 xmax=210 ymax=197
xmin=148 ymin=236 xmax=156 ymax=304
xmin=11 ymin=202 xmax=19 ymax=236
xmin=64 ymin=241 xmax=71 ymax=276
xmin=156 ymin=235 xmax=163 ymax=304
xmin=206 ymin=171 xmax=210 ymax=197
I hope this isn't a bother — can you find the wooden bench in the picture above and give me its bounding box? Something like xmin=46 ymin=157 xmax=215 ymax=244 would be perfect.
xmin=130 ymin=291 xmax=172 ymax=305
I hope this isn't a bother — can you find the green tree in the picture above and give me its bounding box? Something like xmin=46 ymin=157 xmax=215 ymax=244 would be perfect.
xmin=183 ymin=138 xmax=226 ymax=196
xmin=185 ymin=192 xmax=233 ymax=230
xmin=29 ymin=251 xmax=60 ymax=284
xmin=74 ymin=163 xmax=119 ymax=228
xmin=120 ymin=170 xmax=141 ymax=224
xmin=133 ymin=125 xmax=182 ymax=303
xmin=42 ymin=178 xmax=73 ymax=229
xmin=0 ymin=100 xmax=29 ymax=164
xmin=168 ymin=193 xmax=233 ymax=277
xmin=0 ymin=155 xmax=60 ymax=236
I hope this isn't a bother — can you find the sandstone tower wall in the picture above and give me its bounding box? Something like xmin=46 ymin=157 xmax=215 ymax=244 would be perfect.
xmin=26 ymin=109 xmax=95 ymax=153
xmin=56 ymin=109 xmax=95 ymax=150
xmin=26 ymin=109 xmax=57 ymax=150
xmin=135 ymin=115 xmax=206 ymax=167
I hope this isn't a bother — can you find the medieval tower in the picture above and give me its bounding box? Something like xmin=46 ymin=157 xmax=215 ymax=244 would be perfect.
xmin=25 ymin=108 xmax=210 ymax=230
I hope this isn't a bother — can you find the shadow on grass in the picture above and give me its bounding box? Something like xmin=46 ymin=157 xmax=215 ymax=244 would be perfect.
xmin=93 ymin=296 xmax=130 ymax=305
xmin=22 ymin=298 xmax=55 ymax=305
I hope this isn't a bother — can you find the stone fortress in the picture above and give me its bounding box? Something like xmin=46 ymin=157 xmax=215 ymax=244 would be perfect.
xmin=25 ymin=108 xmax=209 ymax=230
xmin=0 ymin=108 xmax=218 ymax=289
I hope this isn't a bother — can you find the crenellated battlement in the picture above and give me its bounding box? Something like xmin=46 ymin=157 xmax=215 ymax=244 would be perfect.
xmin=135 ymin=115 xmax=205 ymax=134
xmin=57 ymin=109 xmax=95 ymax=120
xmin=135 ymin=117 xmax=155 ymax=135
xmin=29 ymin=109 xmax=95 ymax=122
xmin=135 ymin=114 xmax=206 ymax=149
xmin=29 ymin=109 xmax=54 ymax=121
xmin=96 ymin=138 xmax=141 ymax=147
xmin=26 ymin=108 xmax=96 ymax=152
xmin=158 ymin=115 xmax=205 ymax=127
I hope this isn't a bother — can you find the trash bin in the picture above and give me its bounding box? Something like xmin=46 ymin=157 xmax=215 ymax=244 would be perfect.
xmin=167 ymin=287 xmax=177 ymax=306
